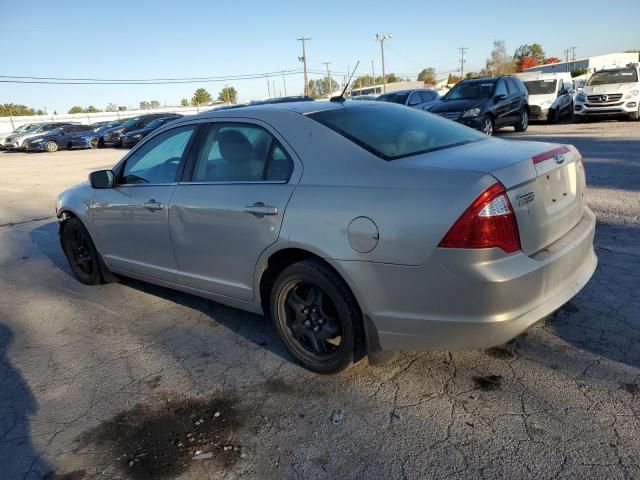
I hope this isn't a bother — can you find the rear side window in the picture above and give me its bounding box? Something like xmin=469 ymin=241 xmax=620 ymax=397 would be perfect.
xmin=307 ymin=103 xmax=486 ymax=161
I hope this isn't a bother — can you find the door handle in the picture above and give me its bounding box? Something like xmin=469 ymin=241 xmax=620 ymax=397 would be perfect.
xmin=244 ymin=202 xmax=278 ymax=218
xmin=143 ymin=200 xmax=164 ymax=210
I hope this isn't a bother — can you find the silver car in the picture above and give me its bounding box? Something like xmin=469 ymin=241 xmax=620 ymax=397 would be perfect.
xmin=56 ymin=101 xmax=597 ymax=373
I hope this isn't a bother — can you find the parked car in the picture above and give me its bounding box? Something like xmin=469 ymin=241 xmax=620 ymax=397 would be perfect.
xmin=23 ymin=124 xmax=97 ymax=152
xmin=121 ymin=115 xmax=182 ymax=148
xmin=101 ymin=114 xmax=182 ymax=147
xmin=57 ymin=101 xmax=596 ymax=374
xmin=428 ymin=76 xmax=529 ymax=135
xmin=376 ymin=88 xmax=439 ymax=110
xmin=3 ymin=122 xmax=75 ymax=150
xmin=69 ymin=123 xmax=121 ymax=150
xmin=350 ymin=95 xmax=378 ymax=101
xmin=0 ymin=123 xmax=42 ymax=150
xmin=517 ymin=72 xmax=574 ymax=123
xmin=574 ymin=64 xmax=640 ymax=121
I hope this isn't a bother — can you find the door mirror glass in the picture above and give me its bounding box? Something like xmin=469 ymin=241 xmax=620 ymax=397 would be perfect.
xmin=89 ymin=170 xmax=115 ymax=189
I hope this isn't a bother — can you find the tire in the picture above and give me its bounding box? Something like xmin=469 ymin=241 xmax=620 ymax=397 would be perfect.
xmin=61 ymin=217 xmax=102 ymax=285
xmin=45 ymin=141 xmax=58 ymax=152
xmin=98 ymin=138 xmax=105 ymax=148
xmin=481 ymin=116 xmax=494 ymax=136
xmin=630 ymin=108 xmax=640 ymax=121
xmin=270 ymin=259 xmax=365 ymax=374
xmin=89 ymin=137 xmax=99 ymax=149
xmin=548 ymin=108 xmax=559 ymax=124
xmin=514 ymin=110 xmax=529 ymax=132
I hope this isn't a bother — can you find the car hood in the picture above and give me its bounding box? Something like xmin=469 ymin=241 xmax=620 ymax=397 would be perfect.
xmin=528 ymin=93 xmax=556 ymax=107
xmin=429 ymin=99 xmax=486 ymax=112
xmin=8 ymin=131 xmax=46 ymax=141
xmin=583 ymin=83 xmax=638 ymax=95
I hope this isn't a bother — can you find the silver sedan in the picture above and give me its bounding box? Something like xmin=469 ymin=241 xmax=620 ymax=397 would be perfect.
xmin=56 ymin=101 xmax=597 ymax=373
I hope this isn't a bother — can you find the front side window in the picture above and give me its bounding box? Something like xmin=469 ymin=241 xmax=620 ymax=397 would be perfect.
xmin=420 ymin=91 xmax=436 ymax=102
xmin=495 ymin=80 xmax=508 ymax=97
xmin=190 ymin=123 xmax=292 ymax=182
xmin=308 ymin=103 xmax=486 ymax=161
xmin=407 ymin=92 xmax=421 ymax=106
xmin=120 ymin=126 xmax=196 ymax=185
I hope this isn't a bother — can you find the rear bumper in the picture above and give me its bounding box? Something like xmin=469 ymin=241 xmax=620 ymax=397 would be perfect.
xmin=331 ymin=207 xmax=597 ymax=352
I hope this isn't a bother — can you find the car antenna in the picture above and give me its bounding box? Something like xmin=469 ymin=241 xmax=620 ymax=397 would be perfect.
xmin=330 ymin=61 xmax=360 ymax=102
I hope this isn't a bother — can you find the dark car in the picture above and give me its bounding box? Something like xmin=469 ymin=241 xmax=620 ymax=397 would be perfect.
xmin=121 ymin=115 xmax=183 ymax=148
xmin=101 ymin=113 xmax=181 ymax=147
xmin=23 ymin=124 xmax=97 ymax=152
xmin=428 ymin=76 xmax=529 ymax=135
xmin=70 ymin=121 xmax=123 ymax=150
xmin=376 ymin=88 xmax=439 ymax=110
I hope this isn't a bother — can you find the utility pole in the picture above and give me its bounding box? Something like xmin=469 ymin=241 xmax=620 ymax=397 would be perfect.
xmin=374 ymin=34 xmax=392 ymax=93
xmin=323 ymin=62 xmax=332 ymax=98
xmin=564 ymin=49 xmax=570 ymax=72
xmin=273 ymin=81 xmax=277 ymax=98
xmin=297 ymin=37 xmax=311 ymax=96
xmin=458 ymin=47 xmax=468 ymax=79
xmin=570 ymin=46 xmax=577 ymax=71
xmin=282 ymin=72 xmax=287 ymax=96
xmin=266 ymin=76 xmax=271 ymax=98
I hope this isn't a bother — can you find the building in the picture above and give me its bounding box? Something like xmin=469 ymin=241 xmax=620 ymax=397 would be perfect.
xmin=523 ymin=52 xmax=639 ymax=74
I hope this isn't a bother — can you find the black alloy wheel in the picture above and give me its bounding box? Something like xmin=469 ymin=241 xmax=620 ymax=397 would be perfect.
xmin=62 ymin=218 xmax=101 ymax=285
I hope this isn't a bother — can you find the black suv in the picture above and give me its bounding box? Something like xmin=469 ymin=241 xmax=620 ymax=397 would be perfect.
xmin=428 ymin=76 xmax=529 ymax=135
xmin=101 ymin=113 xmax=182 ymax=147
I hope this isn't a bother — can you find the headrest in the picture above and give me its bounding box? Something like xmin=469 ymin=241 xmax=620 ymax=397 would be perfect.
xmin=218 ymin=130 xmax=253 ymax=163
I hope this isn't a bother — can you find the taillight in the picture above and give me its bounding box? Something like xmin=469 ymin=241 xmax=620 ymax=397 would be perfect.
xmin=438 ymin=183 xmax=521 ymax=253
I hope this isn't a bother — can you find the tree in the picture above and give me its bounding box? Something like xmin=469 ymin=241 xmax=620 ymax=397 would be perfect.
xmin=191 ymin=88 xmax=212 ymax=106
xmin=465 ymin=72 xmax=478 ymax=79
xmin=385 ymin=73 xmax=400 ymax=84
xmin=150 ymin=100 xmax=160 ymax=109
xmin=514 ymin=43 xmax=546 ymax=64
xmin=517 ymin=56 xmax=539 ymax=72
xmin=218 ymin=86 xmax=238 ymax=104
xmin=571 ymin=68 xmax=588 ymax=78
xmin=0 ymin=104 xmax=36 ymax=116
xmin=68 ymin=106 xmax=84 ymax=114
xmin=543 ymin=57 xmax=562 ymax=65
xmin=139 ymin=101 xmax=151 ymax=110
xmin=351 ymin=75 xmax=376 ymax=90
xmin=84 ymin=106 xmax=101 ymax=113
xmin=481 ymin=40 xmax=516 ymax=77
xmin=417 ymin=68 xmax=437 ymax=85
xmin=36 ymin=109 xmax=44 ymax=115
xmin=106 ymin=103 xmax=118 ymax=112
xmin=447 ymin=74 xmax=461 ymax=84
xmin=180 ymin=98 xmax=189 ymax=107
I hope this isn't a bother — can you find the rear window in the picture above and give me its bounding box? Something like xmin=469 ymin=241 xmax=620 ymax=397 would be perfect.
xmin=377 ymin=92 xmax=409 ymax=105
xmin=307 ymin=103 xmax=486 ymax=161
xmin=524 ymin=79 xmax=557 ymax=95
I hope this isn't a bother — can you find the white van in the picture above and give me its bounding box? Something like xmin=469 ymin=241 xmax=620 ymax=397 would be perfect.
xmin=574 ymin=64 xmax=640 ymax=121
xmin=516 ymin=72 xmax=574 ymax=123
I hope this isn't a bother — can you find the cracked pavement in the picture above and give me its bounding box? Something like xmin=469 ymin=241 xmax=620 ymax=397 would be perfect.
xmin=1 ymin=120 xmax=639 ymax=479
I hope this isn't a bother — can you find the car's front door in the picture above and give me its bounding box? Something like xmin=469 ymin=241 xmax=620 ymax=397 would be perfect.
xmin=169 ymin=120 xmax=299 ymax=300
xmin=91 ymin=124 xmax=198 ymax=283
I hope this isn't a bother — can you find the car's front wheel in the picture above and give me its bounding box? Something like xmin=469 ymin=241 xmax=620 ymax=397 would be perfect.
xmin=62 ymin=217 xmax=102 ymax=285
xmin=45 ymin=141 xmax=59 ymax=152
xmin=630 ymin=107 xmax=640 ymax=121
xmin=270 ymin=259 xmax=365 ymax=374
xmin=89 ymin=137 xmax=99 ymax=149
xmin=514 ymin=110 xmax=529 ymax=132
xmin=481 ymin=116 xmax=494 ymax=136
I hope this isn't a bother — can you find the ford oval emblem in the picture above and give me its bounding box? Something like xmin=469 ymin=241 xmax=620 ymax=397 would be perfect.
xmin=554 ymin=154 xmax=565 ymax=164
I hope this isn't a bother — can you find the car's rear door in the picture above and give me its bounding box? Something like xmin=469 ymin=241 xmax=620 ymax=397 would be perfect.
xmin=91 ymin=124 xmax=199 ymax=283
xmin=169 ymin=120 xmax=300 ymax=300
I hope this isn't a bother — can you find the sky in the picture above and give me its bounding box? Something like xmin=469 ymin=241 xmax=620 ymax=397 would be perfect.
xmin=1 ymin=0 xmax=639 ymax=113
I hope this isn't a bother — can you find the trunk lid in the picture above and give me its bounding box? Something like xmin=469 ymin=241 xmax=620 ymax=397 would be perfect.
xmin=394 ymin=137 xmax=587 ymax=256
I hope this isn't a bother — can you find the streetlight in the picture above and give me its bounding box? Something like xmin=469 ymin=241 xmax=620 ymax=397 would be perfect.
xmin=374 ymin=33 xmax=392 ymax=93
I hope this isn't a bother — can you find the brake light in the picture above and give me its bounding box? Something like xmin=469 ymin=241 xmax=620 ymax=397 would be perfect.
xmin=532 ymin=146 xmax=570 ymax=164
xmin=438 ymin=183 xmax=521 ymax=253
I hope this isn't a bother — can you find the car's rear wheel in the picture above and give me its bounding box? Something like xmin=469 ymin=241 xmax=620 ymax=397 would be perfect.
xmin=271 ymin=259 xmax=365 ymax=374
xmin=548 ymin=108 xmax=559 ymax=124
xmin=514 ymin=110 xmax=529 ymax=132
xmin=45 ymin=141 xmax=58 ymax=152
xmin=89 ymin=137 xmax=99 ymax=149
xmin=62 ymin=218 xmax=101 ymax=285
xmin=481 ymin=116 xmax=494 ymax=136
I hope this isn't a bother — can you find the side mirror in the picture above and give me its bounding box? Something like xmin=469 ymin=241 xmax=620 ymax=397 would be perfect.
xmin=494 ymin=94 xmax=507 ymax=102
xmin=89 ymin=169 xmax=115 ymax=189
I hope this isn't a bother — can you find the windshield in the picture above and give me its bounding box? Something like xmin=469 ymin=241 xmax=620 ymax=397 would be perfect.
xmin=145 ymin=118 xmax=170 ymax=129
xmin=524 ymin=80 xmax=557 ymax=95
xmin=121 ymin=118 xmax=140 ymax=128
xmin=16 ymin=124 xmax=34 ymax=133
xmin=445 ymin=80 xmax=496 ymax=100
xmin=307 ymin=103 xmax=486 ymax=161
xmin=25 ymin=124 xmax=43 ymax=133
xmin=377 ymin=92 xmax=409 ymax=105
xmin=588 ymin=69 xmax=638 ymax=85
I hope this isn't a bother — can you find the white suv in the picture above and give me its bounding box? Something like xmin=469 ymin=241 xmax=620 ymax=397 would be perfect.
xmin=574 ymin=64 xmax=640 ymax=121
